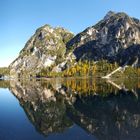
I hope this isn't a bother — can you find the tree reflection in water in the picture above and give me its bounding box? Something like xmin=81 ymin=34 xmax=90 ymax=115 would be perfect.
xmin=4 ymin=78 xmax=140 ymax=140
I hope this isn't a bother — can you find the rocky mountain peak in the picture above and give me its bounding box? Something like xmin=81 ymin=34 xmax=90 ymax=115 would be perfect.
xmin=67 ymin=11 xmax=140 ymax=62
xmin=10 ymin=11 xmax=140 ymax=78
xmin=10 ymin=25 xmax=74 ymax=78
xmin=104 ymin=10 xmax=115 ymax=20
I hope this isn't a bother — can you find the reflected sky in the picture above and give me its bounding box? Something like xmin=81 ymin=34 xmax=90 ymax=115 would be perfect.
xmin=0 ymin=78 xmax=140 ymax=140
xmin=0 ymin=88 xmax=46 ymax=140
xmin=0 ymin=86 xmax=97 ymax=140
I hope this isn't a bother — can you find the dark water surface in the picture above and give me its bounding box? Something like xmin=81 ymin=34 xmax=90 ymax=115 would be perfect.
xmin=0 ymin=78 xmax=140 ymax=140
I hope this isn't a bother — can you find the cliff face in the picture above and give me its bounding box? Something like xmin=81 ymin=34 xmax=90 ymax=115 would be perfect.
xmin=10 ymin=25 xmax=75 ymax=78
xmin=10 ymin=11 xmax=140 ymax=77
xmin=67 ymin=11 xmax=140 ymax=65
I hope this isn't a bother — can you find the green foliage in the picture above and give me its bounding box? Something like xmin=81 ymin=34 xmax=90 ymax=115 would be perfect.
xmin=0 ymin=67 xmax=10 ymax=76
xmin=36 ymin=59 xmax=140 ymax=78
xmin=122 ymin=66 xmax=139 ymax=78
xmin=0 ymin=81 xmax=10 ymax=88
xmin=38 ymin=68 xmax=50 ymax=77
xmin=21 ymin=50 xmax=31 ymax=56
xmin=62 ymin=34 xmax=74 ymax=44
xmin=62 ymin=60 xmax=120 ymax=77
xmin=36 ymin=60 xmax=119 ymax=78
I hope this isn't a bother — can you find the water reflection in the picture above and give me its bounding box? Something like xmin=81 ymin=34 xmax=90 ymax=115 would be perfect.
xmin=0 ymin=80 xmax=10 ymax=89
xmin=1 ymin=78 xmax=140 ymax=140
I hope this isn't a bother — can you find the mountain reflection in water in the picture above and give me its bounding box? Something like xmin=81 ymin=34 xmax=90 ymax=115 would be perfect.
xmin=1 ymin=78 xmax=140 ymax=140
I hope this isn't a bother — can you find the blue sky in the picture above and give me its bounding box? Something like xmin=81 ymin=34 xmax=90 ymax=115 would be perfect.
xmin=0 ymin=0 xmax=140 ymax=67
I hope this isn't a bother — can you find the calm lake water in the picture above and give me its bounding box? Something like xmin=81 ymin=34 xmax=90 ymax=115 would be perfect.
xmin=0 ymin=78 xmax=140 ymax=140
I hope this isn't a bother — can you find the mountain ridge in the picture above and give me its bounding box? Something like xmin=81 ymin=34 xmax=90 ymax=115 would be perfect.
xmin=10 ymin=11 xmax=140 ymax=78
xmin=67 ymin=11 xmax=140 ymax=62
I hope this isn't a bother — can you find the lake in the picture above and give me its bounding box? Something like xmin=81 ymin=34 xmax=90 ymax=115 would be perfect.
xmin=0 ymin=78 xmax=140 ymax=140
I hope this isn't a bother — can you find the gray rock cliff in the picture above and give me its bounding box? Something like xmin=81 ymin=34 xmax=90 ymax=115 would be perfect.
xmin=10 ymin=11 xmax=140 ymax=77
